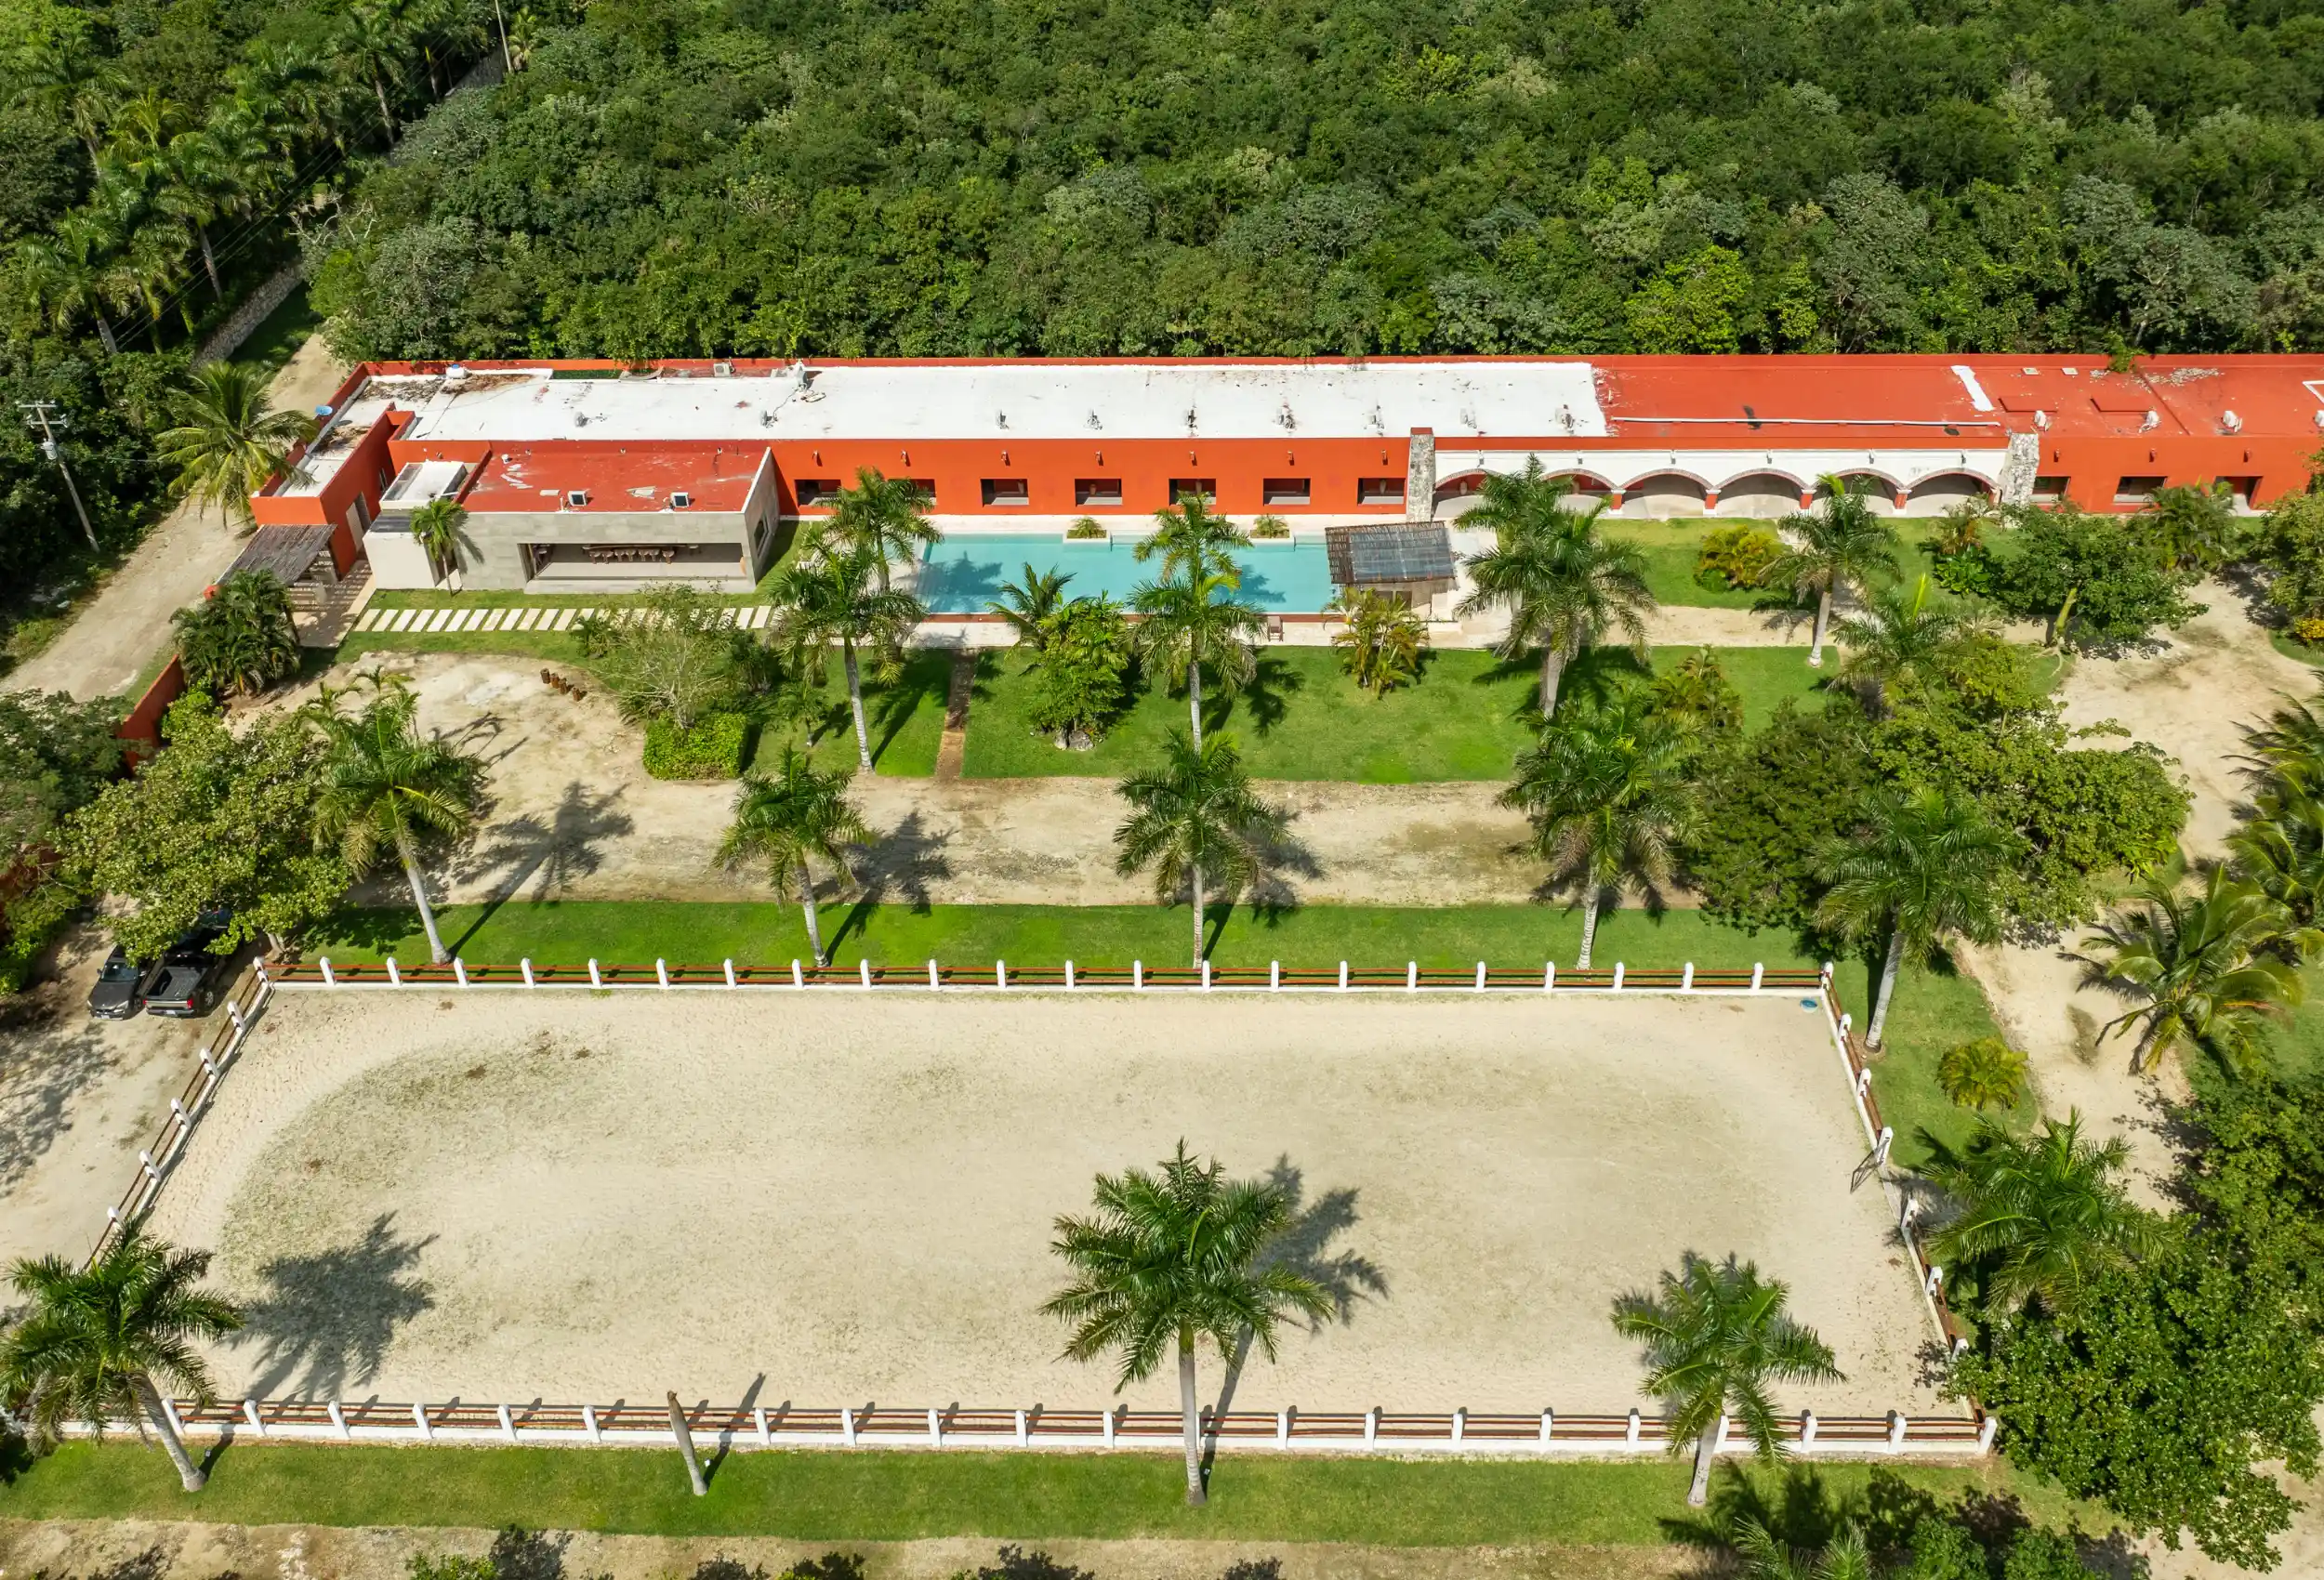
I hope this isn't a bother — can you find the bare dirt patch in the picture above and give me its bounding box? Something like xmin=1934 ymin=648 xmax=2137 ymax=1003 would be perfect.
xmin=142 ymin=990 xmax=1935 ymax=1416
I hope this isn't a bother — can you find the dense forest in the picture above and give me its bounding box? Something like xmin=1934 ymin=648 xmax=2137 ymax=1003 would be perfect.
xmin=309 ymin=0 xmax=2324 ymax=365
xmin=0 ymin=0 xmax=496 ymax=593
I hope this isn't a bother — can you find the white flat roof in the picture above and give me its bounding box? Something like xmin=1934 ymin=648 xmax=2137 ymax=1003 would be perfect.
xmin=372 ymin=362 xmax=1612 ymax=444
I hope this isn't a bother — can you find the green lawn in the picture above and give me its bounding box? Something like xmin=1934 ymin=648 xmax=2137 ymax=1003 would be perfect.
xmin=965 ymin=646 xmax=1830 ymax=782
xmin=0 ymin=1439 xmax=2067 ymax=1546
xmin=1859 ymin=955 xmax=2032 ymax=1171
xmin=1604 ymin=520 xmax=1780 ymax=610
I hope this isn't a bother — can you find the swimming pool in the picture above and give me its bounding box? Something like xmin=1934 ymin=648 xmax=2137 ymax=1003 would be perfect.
xmin=916 ymin=533 xmax=1339 ymax=613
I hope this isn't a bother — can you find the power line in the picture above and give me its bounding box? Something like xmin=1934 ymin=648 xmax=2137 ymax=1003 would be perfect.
xmin=19 ymin=402 xmax=99 ymax=551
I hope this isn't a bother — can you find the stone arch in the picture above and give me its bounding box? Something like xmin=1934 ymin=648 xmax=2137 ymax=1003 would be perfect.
xmin=1900 ymin=471 xmax=1995 ymax=517
xmin=1816 ymin=471 xmax=1905 ymax=516
xmin=1713 ymin=470 xmax=1807 ymax=519
xmin=1433 ymin=470 xmax=1493 ymax=520
xmin=1547 ymin=471 xmax=1617 ymax=505
xmin=1618 ymin=470 xmax=1711 ymax=519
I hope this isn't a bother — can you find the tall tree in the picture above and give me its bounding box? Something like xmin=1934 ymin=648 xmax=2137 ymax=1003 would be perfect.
xmin=1456 ymin=459 xmax=1654 ymax=717
xmin=170 ymin=571 xmax=298 ymax=697
xmin=1763 ymin=478 xmax=1901 ymax=666
xmin=1131 ymin=567 xmax=1264 ymax=749
xmin=339 ymin=2 xmax=414 ymax=138
xmin=406 ymin=497 xmax=469 ymax=585
xmin=817 ymin=467 xmax=938 ymax=591
xmin=1921 ymin=1113 xmax=2158 ymax=1315
xmin=0 ymin=1232 xmax=243 ymax=1492
xmin=1611 ymin=1253 xmax=1842 ymax=1507
xmin=770 ymin=544 xmax=926 ymax=771
xmin=2081 ymin=862 xmax=2305 ymax=1075
xmin=2137 ymin=481 xmax=2243 ymax=574
xmin=154 ymin=362 xmax=316 ymax=528
xmin=985 ymin=562 xmax=1075 ymax=651
xmin=1043 ymin=1142 xmax=1331 ymax=1506
xmin=1114 ymin=730 xmax=1285 ymax=966
xmin=1832 ymin=573 xmax=1979 ymax=715
xmin=718 ymin=746 xmax=870 ymax=968
xmin=1135 ymin=493 xmax=1248 ymax=584
xmin=1502 ymin=689 xmax=1698 ymax=968
xmin=1814 ymin=785 xmax=2009 ymax=1048
xmin=310 ymin=673 xmax=486 ymax=965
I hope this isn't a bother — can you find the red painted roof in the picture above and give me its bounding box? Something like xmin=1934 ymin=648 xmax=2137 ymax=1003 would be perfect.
xmin=461 ymin=441 xmax=767 ymax=513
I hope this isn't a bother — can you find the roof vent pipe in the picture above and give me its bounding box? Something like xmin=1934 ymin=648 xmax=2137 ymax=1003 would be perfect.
xmin=2222 ymin=410 xmax=2243 ymax=435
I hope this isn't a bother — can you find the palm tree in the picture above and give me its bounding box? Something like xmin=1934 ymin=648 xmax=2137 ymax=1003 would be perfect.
xmin=0 ymin=1231 xmax=243 ymax=1492
xmin=1131 ymin=568 xmax=1264 ymax=749
xmin=2230 ymin=775 xmax=2324 ymax=927
xmin=2138 ymin=481 xmax=2242 ymax=573
xmin=1763 ymin=478 xmax=1900 ymax=667
xmin=1730 ymin=1519 xmax=1874 ymax=1580
xmin=310 ymin=674 xmax=486 ymax=964
xmin=407 ymin=497 xmax=469 ymax=585
xmin=1328 ymin=588 xmax=1427 ymax=695
xmin=153 ymin=129 xmax=251 ymax=300
xmin=718 ymin=746 xmax=869 ymax=968
xmin=171 ymin=570 xmax=299 ymax=695
xmin=1611 ymin=1254 xmax=1842 ymax=1508
xmin=1456 ymin=459 xmax=1654 ymax=717
xmin=20 ymin=216 xmax=125 ymax=352
xmin=986 ymin=562 xmax=1075 ymax=651
xmin=1504 ymin=690 xmax=1698 ymax=968
xmin=2081 ymin=862 xmax=2305 ymax=1075
xmin=1114 ymin=731 xmax=1286 ymax=966
xmin=1833 ymin=574 xmax=1979 ymax=715
xmin=1920 ymin=1113 xmax=2157 ymax=1316
xmin=1135 ymin=493 xmax=1248 ymax=584
xmin=818 ymin=467 xmax=938 ymax=590
xmin=1813 ymin=786 xmax=2009 ymax=1048
xmin=770 ymin=544 xmax=927 ymax=772
xmin=154 ymin=362 xmax=316 ymax=527
xmin=2238 ymin=691 xmax=2324 ymax=785
xmin=1043 ymin=1142 xmax=1332 ymax=1506
xmin=339 ymin=2 xmax=413 ymax=138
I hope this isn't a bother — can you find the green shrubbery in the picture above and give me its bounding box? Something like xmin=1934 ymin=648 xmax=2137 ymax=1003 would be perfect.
xmin=1693 ymin=524 xmax=1782 ymax=592
xmin=1025 ymin=596 xmax=1134 ymax=746
xmin=643 ymin=712 xmax=752 ymax=780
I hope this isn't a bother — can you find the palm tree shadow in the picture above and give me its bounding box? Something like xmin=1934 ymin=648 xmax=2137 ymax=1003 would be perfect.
xmin=868 ymin=653 xmax=950 ymax=766
xmin=233 ymin=1213 xmax=436 ymax=1399
xmin=1201 ymin=1156 xmax=1387 ymax=1475
xmin=451 ymin=781 xmax=635 ymax=955
xmin=1237 ymin=655 xmax=1303 ymax=736
xmin=832 ymin=812 xmax=953 ymax=951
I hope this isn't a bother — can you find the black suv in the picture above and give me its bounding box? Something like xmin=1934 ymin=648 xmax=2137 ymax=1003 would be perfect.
xmin=86 ymin=946 xmax=150 ymax=1020
xmin=140 ymin=914 xmax=234 ymax=1019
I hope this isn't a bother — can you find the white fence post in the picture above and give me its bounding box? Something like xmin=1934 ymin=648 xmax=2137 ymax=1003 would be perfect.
xmin=387 ymin=957 xmax=402 ymax=986
xmin=1612 ymin=962 xmax=1626 ymax=992
xmin=588 ymin=958 xmax=601 ymax=988
xmin=1888 ymin=1412 xmax=1907 ymax=1452
xmin=997 ymin=959 xmax=1008 ymax=989
xmin=1452 ymin=1406 xmax=1466 ymax=1443
xmin=1625 ymin=1408 xmax=1641 ymax=1447
xmin=414 ymin=1402 xmax=432 ymax=1442
xmin=859 ymin=959 xmax=872 ymax=989
xmin=328 ymin=1399 xmax=349 ymax=1440
xmin=723 ymin=959 xmax=735 ymax=988
xmin=1544 ymin=961 xmax=1555 ymax=993
xmin=1801 ymin=1409 xmax=1817 ymax=1447
xmin=755 ymin=1406 xmax=771 ymax=1445
xmin=929 ymin=1407 xmax=943 ymax=1446
xmin=1926 ymin=1264 xmax=1945 ymax=1295
xmin=1277 ymin=1406 xmax=1291 ymax=1448
xmin=1406 ymin=961 xmax=1418 ymax=992
xmin=1338 ymin=960 xmax=1349 ymax=992
xmin=1539 ymin=1407 xmax=1553 ymax=1445
xmin=929 ymin=958 xmax=941 ymax=989
xmin=320 ymin=956 xmax=336 ymax=987
xmin=841 ymin=1406 xmax=858 ymax=1446
xmin=1270 ymin=961 xmax=1280 ymax=992
xmin=244 ymin=1398 xmax=264 ymax=1436
xmin=1474 ymin=961 xmax=1486 ymax=991
xmin=454 ymin=958 xmax=469 ymax=987
xmin=654 ymin=958 xmax=668 ymax=989
xmin=1682 ymin=962 xmax=1695 ymax=992
xmin=1875 ymin=1126 xmax=1895 ymax=1167
xmin=584 ymin=1402 xmax=601 ymax=1443
xmin=1750 ymin=962 xmax=1764 ymax=993
xmin=1840 ymin=1011 xmax=1854 ymax=1038
xmin=1065 ymin=960 xmax=1076 ymax=990
xmin=1013 ymin=1408 xmax=1028 ymax=1446
xmin=1978 ymin=1415 xmax=1999 ymax=1451
xmin=1103 ymin=1405 xmax=1117 ymax=1448
xmin=791 ymin=959 xmax=803 ymax=988
xmin=1134 ymin=959 xmax=1143 ymax=990
xmin=498 ymin=1402 xmax=516 ymax=1443
xmin=1365 ymin=1406 xmax=1380 ymax=1446
xmin=522 ymin=958 xmax=535 ymax=987
xmin=1201 ymin=959 xmax=1212 ymax=991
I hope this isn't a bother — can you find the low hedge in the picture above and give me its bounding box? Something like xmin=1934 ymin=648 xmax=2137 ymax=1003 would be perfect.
xmin=642 ymin=712 xmax=752 ymax=780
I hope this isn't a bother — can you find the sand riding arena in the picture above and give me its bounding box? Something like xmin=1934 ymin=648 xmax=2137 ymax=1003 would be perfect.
xmin=128 ymin=981 xmax=1952 ymax=1436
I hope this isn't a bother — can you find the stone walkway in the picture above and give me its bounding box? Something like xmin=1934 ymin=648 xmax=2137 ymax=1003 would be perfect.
xmin=351 ymin=602 xmax=773 ymax=635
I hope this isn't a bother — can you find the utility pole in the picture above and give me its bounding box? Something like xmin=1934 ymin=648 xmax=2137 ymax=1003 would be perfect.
xmin=18 ymin=402 xmax=98 ymax=553
xmin=493 ymin=0 xmax=513 ymax=73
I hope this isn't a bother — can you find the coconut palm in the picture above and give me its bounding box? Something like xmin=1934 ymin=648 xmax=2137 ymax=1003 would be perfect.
xmin=170 ymin=570 xmax=299 ymax=696
xmin=770 ymin=543 xmax=927 ymax=772
xmin=1135 ymin=493 xmax=1248 ymax=584
xmin=406 ymin=497 xmax=469 ymax=585
xmin=152 ymin=129 xmax=252 ymax=300
xmin=1456 ymin=458 xmax=1654 ymax=717
xmin=1729 ymin=1519 xmax=1874 ymax=1580
xmin=1763 ymin=478 xmax=1900 ymax=666
xmin=2230 ymin=775 xmax=2324 ymax=928
xmin=1813 ymin=785 xmax=2009 ymax=1048
xmin=1833 ymin=574 xmax=1980 ymax=715
xmin=310 ymin=673 xmax=486 ymax=965
xmin=1504 ymin=689 xmax=1698 ymax=968
xmin=1920 ymin=1113 xmax=2159 ymax=1315
xmin=817 ymin=467 xmax=938 ymax=590
xmin=338 ymin=2 xmax=412 ymax=137
xmin=19 ymin=215 xmax=125 ymax=352
xmin=718 ymin=746 xmax=870 ymax=968
xmin=1114 ymin=731 xmax=1286 ymax=966
xmin=154 ymin=362 xmax=316 ymax=527
xmin=2081 ymin=862 xmax=2305 ymax=1075
xmin=986 ymin=563 xmax=1075 ymax=651
xmin=1611 ymin=1254 xmax=1842 ymax=1508
xmin=1131 ymin=568 xmax=1265 ymax=749
xmin=1043 ymin=1142 xmax=1333 ymax=1506
xmin=2137 ymin=481 xmax=2242 ymax=573
xmin=1936 ymin=1036 xmax=2029 ymax=1113
xmin=0 ymin=1231 xmax=243 ymax=1492
xmin=1328 ymin=588 xmax=1426 ymax=695
xmin=2238 ymin=691 xmax=2324 ymax=786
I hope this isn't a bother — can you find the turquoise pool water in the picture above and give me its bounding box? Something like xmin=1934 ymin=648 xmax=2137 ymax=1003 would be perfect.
xmin=917 ymin=534 xmax=1337 ymax=613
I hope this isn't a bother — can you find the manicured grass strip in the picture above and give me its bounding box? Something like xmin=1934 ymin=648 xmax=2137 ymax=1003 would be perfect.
xmin=964 ymin=647 xmax=1830 ymax=782
xmin=0 ymin=1440 xmax=2059 ymax=1545
xmin=1604 ymin=520 xmax=1772 ymax=610
xmin=1859 ymin=958 xmax=2026 ymax=1171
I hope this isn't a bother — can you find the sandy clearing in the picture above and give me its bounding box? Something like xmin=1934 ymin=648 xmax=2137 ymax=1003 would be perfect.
xmin=142 ymin=990 xmax=1935 ymax=1416
xmin=308 ymin=652 xmax=1539 ymax=908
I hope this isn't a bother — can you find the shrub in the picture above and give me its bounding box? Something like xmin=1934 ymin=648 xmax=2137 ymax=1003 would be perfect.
xmin=1028 ymin=596 xmax=1132 ymax=744
xmin=1065 ymin=517 xmax=1106 ymax=539
xmin=1249 ymin=513 xmax=1290 ymax=539
xmin=1939 ymin=1035 xmax=2028 ymax=1111
xmin=643 ymin=711 xmax=751 ymax=779
xmin=1648 ymin=647 xmax=1743 ymax=735
xmin=2258 ymin=487 xmax=2324 ymax=629
xmin=1984 ymin=504 xmax=2202 ymax=648
xmin=172 ymin=570 xmax=298 ymax=695
xmin=0 ymin=876 xmax=76 ymax=994
xmin=1694 ymin=523 xmax=1782 ymax=590
xmin=1328 ymin=588 xmax=1426 ymax=695
xmin=594 ymin=586 xmax=758 ymax=730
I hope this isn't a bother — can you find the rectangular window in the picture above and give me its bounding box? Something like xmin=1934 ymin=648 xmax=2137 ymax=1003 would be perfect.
xmin=981 ymin=478 xmax=1029 ymax=507
xmin=2030 ymin=476 xmax=2068 ymax=503
xmin=1261 ymin=477 xmax=1311 ymax=506
xmin=1357 ymin=477 xmax=1406 ymax=505
xmin=2113 ymin=475 xmax=2165 ymax=504
xmin=795 ymin=479 xmax=841 ymax=507
xmin=2221 ymin=475 xmax=2261 ymax=507
xmin=1167 ymin=477 xmax=1216 ymax=504
xmin=905 ymin=479 xmax=937 ymax=505
xmin=1075 ymin=478 xmax=1123 ymax=507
